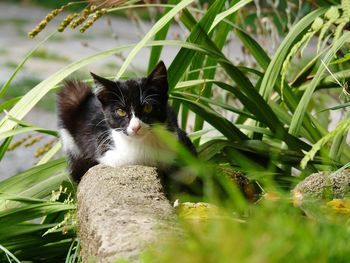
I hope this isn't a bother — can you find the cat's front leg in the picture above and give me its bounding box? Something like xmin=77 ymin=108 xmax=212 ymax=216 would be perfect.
xmin=97 ymin=149 xmax=133 ymax=168
xmin=69 ymin=156 xmax=98 ymax=183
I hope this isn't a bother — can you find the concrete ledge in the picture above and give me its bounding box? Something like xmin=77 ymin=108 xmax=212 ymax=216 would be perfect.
xmin=77 ymin=165 xmax=176 ymax=262
xmin=293 ymin=169 xmax=350 ymax=205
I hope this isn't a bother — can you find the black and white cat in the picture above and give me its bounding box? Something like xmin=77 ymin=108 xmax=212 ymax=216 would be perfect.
xmin=57 ymin=61 xmax=196 ymax=183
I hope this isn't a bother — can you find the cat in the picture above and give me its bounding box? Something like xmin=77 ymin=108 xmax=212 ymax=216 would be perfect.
xmin=57 ymin=61 xmax=197 ymax=183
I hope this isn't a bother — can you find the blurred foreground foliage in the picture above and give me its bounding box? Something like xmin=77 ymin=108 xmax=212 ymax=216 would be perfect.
xmin=144 ymin=199 xmax=350 ymax=263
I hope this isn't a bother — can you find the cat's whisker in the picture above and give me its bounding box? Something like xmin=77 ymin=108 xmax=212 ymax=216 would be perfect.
xmin=142 ymin=94 xmax=160 ymax=104
xmin=139 ymin=83 xmax=143 ymax=104
xmin=96 ymin=135 xmax=114 ymax=154
xmin=109 ymin=99 xmax=126 ymax=107
xmin=96 ymin=130 xmax=111 ymax=142
xmin=94 ymin=118 xmax=108 ymax=128
xmin=116 ymin=85 xmax=127 ymax=107
xmin=143 ymin=98 xmax=158 ymax=104
xmin=144 ymin=94 xmax=159 ymax=99
xmin=96 ymin=132 xmax=108 ymax=141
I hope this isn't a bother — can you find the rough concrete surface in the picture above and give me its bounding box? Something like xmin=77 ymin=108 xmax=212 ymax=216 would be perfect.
xmin=77 ymin=165 xmax=177 ymax=262
xmin=293 ymin=169 xmax=350 ymax=205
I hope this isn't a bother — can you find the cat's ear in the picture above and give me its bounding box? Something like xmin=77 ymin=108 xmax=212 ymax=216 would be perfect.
xmin=147 ymin=61 xmax=168 ymax=92
xmin=90 ymin=72 xmax=115 ymax=91
xmin=91 ymin=72 xmax=116 ymax=105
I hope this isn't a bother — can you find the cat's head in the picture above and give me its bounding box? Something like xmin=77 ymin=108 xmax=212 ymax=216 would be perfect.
xmin=91 ymin=61 xmax=169 ymax=137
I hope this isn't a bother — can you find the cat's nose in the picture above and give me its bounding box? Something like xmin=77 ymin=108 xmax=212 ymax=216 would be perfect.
xmin=132 ymin=125 xmax=141 ymax=133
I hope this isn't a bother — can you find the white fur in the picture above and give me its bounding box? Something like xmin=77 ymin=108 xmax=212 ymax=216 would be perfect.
xmin=126 ymin=114 xmax=142 ymax=136
xmin=98 ymin=126 xmax=173 ymax=168
xmin=59 ymin=129 xmax=80 ymax=156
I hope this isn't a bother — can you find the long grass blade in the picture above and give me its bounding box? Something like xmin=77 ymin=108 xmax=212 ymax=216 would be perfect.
xmin=0 ymin=126 xmax=57 ymax=141
xmin=209 ymin=0 xmax=253 ymax=32
xmin=147 ymin=0 xmax=178 ymax=73
xmin=36 ymin=142 xmax=62 ymax=166
xmin=116 ymin=0 xmax=195 ymax=79
xmin=0 ymin=137 xmax=12 ymax=161
xmin=0 ymin=32 xmax=56 ymax=97
xmin=0 ymin=158 xmax=67 ymax=193
xmin=259 ymin=7 xmax=327 ymax=100
xmin=289 ymin=32 xmax=350 ymax=136
xmin=168 ymin=0 xmax=226 ymax=90
xmin=0 ymin=203 xmax=74 ymax=226
xmin=171 ymin=93 xmax=248 ymax=142
xmin=0 ymin=244 xmax=21 ymax=263
xmin=235 ymin=18 xmax=326 ymax=142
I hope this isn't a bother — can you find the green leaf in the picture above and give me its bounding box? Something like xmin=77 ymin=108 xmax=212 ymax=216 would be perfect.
xmin=0 ymin=202 xmax=74 ymax=225
xmin=0 ymin=244 xmax=21 ymax=263
xmin=0 ymin=33 xmax=55 ymax=97
xmin=209 ymin=0 xmax=253 ymax=32
xmin=290 ymin=51 xmax=325 ymax=87
xmin=0 ymin=223 xmax=57 ymax=240
xmin=330 ymin=52 xmax=350 ymax=64
xmin=0 ymin=193 xmax=54 ymax=204
xmin=193 ymin=0 xmax=238 ymax=145
xmin=0 ymin=126 xmax=57 ymax=141
xmin=316 ymin=68 xmax=350 ymax=90
xmin=171 ymin=93 xmax=248 ymax=142
xmin=234 ymin=27 xmax=270 ymax=69
xmin=235 ymin=125 xmax=273 ymax=136
xmin=0 ymin=158 xmax=67 ymax=193
xmin=147 ymin=0 xmax=177 ymax=73
xmin=14 ymin=173 xmax=69 ymax=203
xmin=116 ymin=0 xmax=196 ymax=79
xmin=0 ymin=97 xmax=22 ymax=112
xmin=259 ymin=7 xmax=327 ymax=100
xmin=300 ymin=116 xmax=350 ymax=168
xmin=188 ymin=128 xmax=215 ymax=141
xmin=0 ymin=137 xmax=12 ymax=161
xmin=289 ymin=32 xmax=350 ymax=136
xmin=36 ymin=142 xmax=62 ymax=166
xmin=177 ymin=91 xmax=255 ymax=120
xmin=198 ymin=139 xmax=231 ymax=161
xmin=235 ymin=11 xmax=327 ymax=143
xmin=321 ymin=102 xmax=350 ymax=111
xmin=168 ymin=0 xmax=226 ymax=90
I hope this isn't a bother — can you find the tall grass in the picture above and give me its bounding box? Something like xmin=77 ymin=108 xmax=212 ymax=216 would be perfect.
xmin=0 ymin=0 xmax=349 ymax=261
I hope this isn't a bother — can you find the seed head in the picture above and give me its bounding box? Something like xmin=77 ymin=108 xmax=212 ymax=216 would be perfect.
xmin=70 ymin=6 xmax=92 ymax=29
xmin=8 ymin=138 xmax=26 ymax=151
xmin=28 ymin=6 xmax=66 ymax=38
xmin=79 ymin=8 xmax=107 ymax=33
xmin=58 ymin=13 xmax=79 ymax=32
xmin=24 ymin=135 xmax=43 ymax=147
xmin=35 ymin=138 xmax=56 ymax=157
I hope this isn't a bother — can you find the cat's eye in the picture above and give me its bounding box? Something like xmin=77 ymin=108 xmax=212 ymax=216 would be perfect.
xmin=143 ymin=104 xmax=152 ymax=113
xmin=116 ymin=109 xmax=127 ymax=117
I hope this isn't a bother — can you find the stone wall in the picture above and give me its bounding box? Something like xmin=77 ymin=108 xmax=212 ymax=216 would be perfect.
xmin=77 ymin=165 xmax=176 ymax=262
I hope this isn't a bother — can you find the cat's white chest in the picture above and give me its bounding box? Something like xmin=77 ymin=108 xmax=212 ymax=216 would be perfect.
xmin=98 ymin=129 xmax=171 ymax=168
